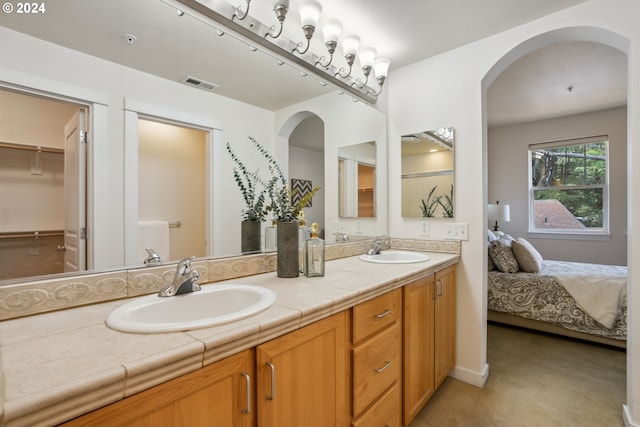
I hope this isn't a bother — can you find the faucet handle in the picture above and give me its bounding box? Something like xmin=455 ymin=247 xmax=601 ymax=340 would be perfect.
xmin=176 ymin=256 xmax=196 ymax=274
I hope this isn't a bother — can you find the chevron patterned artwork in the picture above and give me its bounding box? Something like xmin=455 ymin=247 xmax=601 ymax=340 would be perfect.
xmin=291 ymin=178 xmax=313 ymax=207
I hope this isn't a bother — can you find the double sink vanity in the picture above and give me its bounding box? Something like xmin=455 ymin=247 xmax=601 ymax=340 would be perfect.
xmin=0 ymin=239 xmax=459 ymax=427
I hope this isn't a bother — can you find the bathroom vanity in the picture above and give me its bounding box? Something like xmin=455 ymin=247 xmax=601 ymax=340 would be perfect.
xmin=0 ymin=242 xmax=459 ymax=427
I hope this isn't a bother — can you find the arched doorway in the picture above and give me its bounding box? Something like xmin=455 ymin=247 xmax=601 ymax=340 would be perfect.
xmin=481 ymin=24 xmax=631 ymax=419
xmin=275 ymin=111 xmax=326 ymax=237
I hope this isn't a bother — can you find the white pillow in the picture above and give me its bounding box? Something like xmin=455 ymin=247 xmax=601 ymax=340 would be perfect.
xmin=487 ymin=229 xmax=498 ymax=242
xmin=511 ymin=238 xmax=543 ymax=273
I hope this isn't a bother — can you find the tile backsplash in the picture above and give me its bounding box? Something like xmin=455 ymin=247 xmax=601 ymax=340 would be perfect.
xmin=0 ymin=238 xmax=460 ymax=321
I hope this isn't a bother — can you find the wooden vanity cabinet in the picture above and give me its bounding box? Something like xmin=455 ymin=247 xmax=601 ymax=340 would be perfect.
xmin=403 ymin=265 xmax=456 ymax=425
xmin=58 ymin=264 xmax=456 ymax=427
xmin=60 ymin=313 xmax=349 ymax=427
xmin=351 ymin=288 xmax=403 ymax=427
xmin=60 ymin=348 xmax=256 ymax=427
xmin=256 ymin=311 xmax=350 ymax=427
xmin=434 ymin=265 xmax=456 ymax=388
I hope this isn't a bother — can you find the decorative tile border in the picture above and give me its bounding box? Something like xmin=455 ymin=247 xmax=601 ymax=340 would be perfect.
xmin=391 ymin=238 xmax=461 ymax=253
xmin=0 ymin=272 xmax=127 ymax=321
xmin=0 ymin=238 xmax=460 ymax=321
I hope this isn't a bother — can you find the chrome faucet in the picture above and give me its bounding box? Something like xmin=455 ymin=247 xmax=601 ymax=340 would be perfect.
xmin=367 ymin=235 xmax=388 ymax=255
xmin=334 ymin=232 xmax=349 ymax=242
xmin=158 ymin=257 xmax=201 ymax=297
xmin=143 ymin=247 xmax=162 ymax=265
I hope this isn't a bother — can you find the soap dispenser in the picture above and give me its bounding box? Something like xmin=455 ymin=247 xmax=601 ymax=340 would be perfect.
xmin=304 ymin=222 xmax=325 ymax=277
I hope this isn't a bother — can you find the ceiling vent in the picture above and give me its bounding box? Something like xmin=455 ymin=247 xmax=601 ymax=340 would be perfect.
xmin=181 ymin=75 xmax=219 ymax=91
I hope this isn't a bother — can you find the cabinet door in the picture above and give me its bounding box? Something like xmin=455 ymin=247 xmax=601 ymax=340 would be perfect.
xmin=434 ymin=265 xmax=456 ymax=388
xmin=60 ymin=349 xmax=256 ymax=427
xmin=256 ymin=312 xmax=349 ymax=427
xmin=403 ymin=274 xmax=435 ymax=425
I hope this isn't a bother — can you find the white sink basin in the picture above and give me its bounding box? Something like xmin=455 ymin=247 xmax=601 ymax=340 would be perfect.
xmin=106 ymin=284 xmax=276 ymax=333
xmin=359 ymin=250 xmax=430 ymax=264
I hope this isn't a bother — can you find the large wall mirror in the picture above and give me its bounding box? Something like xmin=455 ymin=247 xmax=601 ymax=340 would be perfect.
xmin=0 ymin=0 xmax=388 ymax=285
xmin=401 ymin=127 xmax=455 ymax=218
xmin=338 ymin=142 xmax=376 ymax=218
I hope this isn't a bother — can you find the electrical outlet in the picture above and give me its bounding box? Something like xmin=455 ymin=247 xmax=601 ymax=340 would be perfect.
xmin=355 ymin=220 xmax=363 ymax=234
xmin=332 ymin=221 xmax=344 ymax=233
xmin=446 ymin=223 xmax=469 ymax=240
xmin=420 ymin=221 xmax=430 ymax=236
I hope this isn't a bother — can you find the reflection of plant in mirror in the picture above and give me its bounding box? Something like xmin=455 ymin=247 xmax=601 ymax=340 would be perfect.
xmin=251 ymin=137 xmax=321 ymax=222
xmin=420 ymin=185 xmax=440 ymax=218
xmin=439 ymin=184 xmax=454 ymax=218
xmin=226 ymin=140 xmax=267 ymax=222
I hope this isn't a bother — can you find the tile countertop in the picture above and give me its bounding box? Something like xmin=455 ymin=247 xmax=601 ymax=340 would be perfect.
xmin=0 ymin=252 xmax=459 ymax=427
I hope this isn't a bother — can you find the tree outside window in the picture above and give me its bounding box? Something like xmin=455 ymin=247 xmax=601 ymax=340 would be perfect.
xmin=528 ymin=136 xmax=608 ymax=234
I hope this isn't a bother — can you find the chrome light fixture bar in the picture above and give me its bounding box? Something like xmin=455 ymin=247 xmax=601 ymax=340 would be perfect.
xmin=173 ymin=0 xmax=384 ymax=104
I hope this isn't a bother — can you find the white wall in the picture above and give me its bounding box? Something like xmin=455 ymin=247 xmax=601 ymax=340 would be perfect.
xmin=289 ymin=145 xmax=325 ymax=233
xmin=488 ymin=107 xmax=627 ymax=266
xmin=387 ymin=1 xmax=640 ymax=424
xmin=289 ymin=115 xmax=325 ymax=234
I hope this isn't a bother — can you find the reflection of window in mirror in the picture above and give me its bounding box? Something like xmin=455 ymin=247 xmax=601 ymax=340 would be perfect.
xmin=401 ymin=128 xmax=455 ymax=218
xmin=338 ymin=141 xmax=376 ymax=218
xmin=0 ymin=87 xmax=87 ymax=280
xmin=137 ymin=119 xmax=207 ymax=262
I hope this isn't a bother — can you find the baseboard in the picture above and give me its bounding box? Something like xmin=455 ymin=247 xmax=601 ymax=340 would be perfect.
xmin=449 ymin=363 xmax=490 ymax=388
xmin=623 ymin=404 xmax=639 ymax=427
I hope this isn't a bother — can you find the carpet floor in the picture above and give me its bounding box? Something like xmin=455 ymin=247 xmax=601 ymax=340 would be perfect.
xmin=409 ymin=323 xmax=626 ymax=427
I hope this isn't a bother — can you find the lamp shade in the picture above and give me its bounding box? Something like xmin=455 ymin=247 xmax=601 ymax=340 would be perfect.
xmin=322 ymin=19 xmax=342 ymax=43
xmin=359 ymin=48 xmax=376 ymax=69
xmin=373 ymin=58 xmax=390 ymax=78
xmin=341 ymin=35 xmax=360 ymax=56
xmin=488 ymin=203 xmax=510 ymax=222
xmin=299 ymin=0 xmax=322 ymax=27
xmin=273 ymin=0 xmax=289 ymax=9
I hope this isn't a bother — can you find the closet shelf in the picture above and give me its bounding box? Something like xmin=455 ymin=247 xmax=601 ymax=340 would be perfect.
xmin=0 ymin=230 xmax=64 ymax=240
xmin=0 ymin=141 xmax=64 ymax=154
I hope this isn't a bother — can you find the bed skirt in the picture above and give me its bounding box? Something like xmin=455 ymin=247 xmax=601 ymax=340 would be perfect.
xmin=488 ymin=310 xmax=626 ymax=349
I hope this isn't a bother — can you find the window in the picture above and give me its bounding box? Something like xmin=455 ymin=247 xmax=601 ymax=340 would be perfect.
xmin=528 ymin=135 xmax=609 ymax=235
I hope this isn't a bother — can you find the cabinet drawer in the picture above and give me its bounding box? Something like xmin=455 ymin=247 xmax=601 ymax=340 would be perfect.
xmin=352 ymin=288 xmax=401 ymax=344
xmin=353 ymin=320 xmax=401 ymax=416
xmin=352 ymin=381 xmax=401 ymax=427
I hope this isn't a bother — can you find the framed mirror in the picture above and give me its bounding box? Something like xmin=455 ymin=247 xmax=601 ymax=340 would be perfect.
xmin=401 ymin=127 xmax=455 ymax=218
xmin=338 ymin=142 xmax=376 ymax=218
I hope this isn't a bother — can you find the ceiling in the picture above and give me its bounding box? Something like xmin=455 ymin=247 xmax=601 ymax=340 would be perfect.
xmin=0 ymin=0 xmax=627 ymax=125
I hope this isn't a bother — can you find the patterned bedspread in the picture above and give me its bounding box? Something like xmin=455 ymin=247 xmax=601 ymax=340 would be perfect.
xmin=488 ymin=260 xmax=627 ymax=341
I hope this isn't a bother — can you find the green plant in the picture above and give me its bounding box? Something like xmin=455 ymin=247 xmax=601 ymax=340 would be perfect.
xmin=439 ymin=184 xmax=454 ymax=218
xmin=251 ymin=136 xmax=321 ymax=222
xmin=225 ymin=140 xmax=267 ymax=222
xmin=420 ymin=185 xmax=440 ymax=218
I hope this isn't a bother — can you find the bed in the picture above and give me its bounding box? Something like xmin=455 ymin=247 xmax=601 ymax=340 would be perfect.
xmin=487 ymin=236 xmax=627 ymax=348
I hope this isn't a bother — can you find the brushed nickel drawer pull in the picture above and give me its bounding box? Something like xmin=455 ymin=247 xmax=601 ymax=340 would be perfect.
xmin=374 ymin=361 xmax=392 ymax=373
xmin=374 ymin=309 xmax=391 ymax=319
xmin=240 ymin=372 xmax=251 ymax=414
xmin=266 ymin=362 xmax=276 ymax=400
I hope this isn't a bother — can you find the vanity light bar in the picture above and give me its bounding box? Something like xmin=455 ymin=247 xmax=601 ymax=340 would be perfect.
xmin=169 ymin=0 xmax=379 ymax=104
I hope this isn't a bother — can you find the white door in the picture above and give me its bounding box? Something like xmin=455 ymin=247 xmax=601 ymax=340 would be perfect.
xmin=63 ymin=109 xmax=87 ymax=272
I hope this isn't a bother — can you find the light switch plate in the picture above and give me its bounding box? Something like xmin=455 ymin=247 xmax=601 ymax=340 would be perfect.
xmin=446 ymin=223 xmax=469 ymax=240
